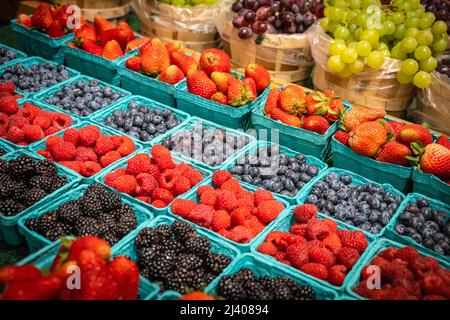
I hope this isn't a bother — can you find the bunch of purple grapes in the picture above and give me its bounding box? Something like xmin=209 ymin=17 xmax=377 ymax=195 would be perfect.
xmin=421 ymin=0 xmax=450 ymax=30
xmin=437 ymin=58 xmax=450 ymax=78
xmin=231 ymin=0 xmax=325 ymax=39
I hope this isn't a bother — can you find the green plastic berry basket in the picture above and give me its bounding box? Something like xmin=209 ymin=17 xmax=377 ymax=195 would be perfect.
xmin=0 ymin=56 xmax=80 ymax=97
xmin=221 ymin=140 xmax=328 ymax=205
xmin=95 ymin=149 xmax=212 ymax=216
xmin=0 ymin=140 xmax=15 ymax=156
xmin=249 ymin=206 xmax=376 ymax=293
xmin=345 ymin=238 xmax=450 ymax=300
xmin=251 ymin=86 xmax=352 ymax=161
xmin=31 ymin=121 xmax=143 ymax=183
xmin=0 ymin=150 xmax=81 ymax=246
xmin=331 ymin=117 xmax=412 ymax=192
xmin=205 ymin=253 xmax=338 ymax=300
xmin=175 ymin=71 xmax=270 ymax=130
xmin=167 ymin=177 xmax=291 ymax=253
xmin=91 ymin=95 xmax=191 ymax=147
xmin=384 ymin=192 xmax=450 ymax=261
xmin=296 ymin=167 xmax=405 ymax=239
xmin=18 ymin=239 xmax=159 ymax=300
xmin=34 ymin=74 xmax=131 ymax=122
xmin=112 ymin=215 xmax=241 ymax=299
xmin=0 ymin=98 xmax=79 ymax=151
xmin=18 ymin=182 xmax=154 ymax=253
xmin=412 ymin=167 xmax=450 ymax=205
xmin=10 ymin=18 xmax=74 ymax=63
xmin=157 ymin=291 xmax=182 ymax=300
xmin=0 ymin=42 xmax=27 ymax=67
xmin=151 ymin=116 xmax=256 ymax=172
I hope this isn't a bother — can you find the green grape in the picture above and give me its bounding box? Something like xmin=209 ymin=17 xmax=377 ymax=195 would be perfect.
xmin=328 ymin=21 xmax=340 ymax=33
xmin=414 ymin=6 xmax=425 ymax=16
xmin=334 ymin=26 xmax=351 ymax=40
xmin=330 ymin=40 xmax=347 ymax=55
xmin=354 ymin=28 xmax=363 ymax=41
xmin=406 ymin=17 xmax=420 ymax=29
xmin=329 ymin=7 xmax=344 ymax=22
xmin=396 ymin=71 xmax=414 ymax=84
xmin=342 ymin=48 xmax=358 ymax=63
xmin=410 ymin=0 xmax=420 ymax=9
xmin=391 ymin=12 xmax=405 ymax=25
xmin=356 ymin=13 xmax=368 ymax=28
xmin=335 ymin=0 xmax=349 ymax=8
xmin=339 ymin=65 xmax=353 ymax=77
xmin=347 ymin=11 xmax=358 ymax=22
xmin=413 ymin=71 xmax=432 ymax=88
xmin=376 ymin=42 xmax=389 ymax=51
xmin=327 ymin=55 xmax=346 ymax=73
xmin=414 ymin=46 xmax=432 ymax=61
xmin=416 ymin=29 xmax=434 ymax=46
xmin=367 ymin=51 xmax=385 ymax=69
xmin=349 ymin=23 xmax=359 ymax=34
xmin=394 ymin=24 xmax=407 ymax=39
xmin=418 ymin=13 xmax=435 ymax=30
xmin=405 ymin=27 xmax=419 ymax=38
xmin=380 ymin=49 xmax=391 ymax=58
xmin=172 ymin=0 xmax=185 ymax=5
xmin=401 ymin=59 xmax=419 ymax=75
xmin=391 ymin=44 xmax=408 ymax=60
xmin=324 ymin=7 xmax=332 ymax=18
xmin=401 ymin=36 xmax=418 ymax=53
xmin=349 ymin=59 xmax=365 ymax=73
xmin=350 ymin=0 xmax=361 ymax=9
xmin=347 ymin=42 xmax=358 ymax=49
xmin=356 ymin=40 xmax=372 ymax=57
xmin=360 ymin=29 xmax=379 ymax=47
xmin=420 ymin=56 xmax=437 ymax=72
xmin=320 ymin=18 xmax=330 ymax=31
xmin=382 ymin=21 xmax=396 ymax=36
xmin=432 ymin=20 xmax=448 ymax=35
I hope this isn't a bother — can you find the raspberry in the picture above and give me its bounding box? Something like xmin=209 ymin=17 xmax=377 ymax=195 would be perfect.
xmin=45 ymin=136 xmax=62 ymax=151
xmin=307 ymin=239 xmax=325 ymax=249
xmin=236 ymin=197 xmax=254 ymax=210
xmin=244 ymin=215 xmax=266 ymax=236
xmin=334 ymin=131 xmax=349 ymax=145
xmin=199 ymin=188 xmax=216 ymax=206
xmin=305 ymin=219 xmax=330 ymax=241
xmin=135 ymin=173 xmax=158 ymax=195
xmin=32 ymin=114 xmax=51 ymax=130
xmin=111 ymin=135 xmax=122 ymax=149
xmin=309 ymin=246 xmax=336 ymax=268
xmin=218 ymin=229 xmax=232 ymax=239
xmin=322 ymin=218 xmax=338 ymax=234
xmin=75 ymin=146 xmax=97 ymax=162
xmin=422 ymin=274 xmax=447 ymax=296
xmin=220 ymin=178 xmax=243 ymax=194
xmin=216 ymin=189 xmax=238 ymax=212
xmin=258 ymin=241 xmax=278 ymax=257
xmin=395 ymin=246 xmax=420 ymax=263
xmin=6 ymin=126 xmax=25 ymax=143
xmin=126 ymin=153 xmax=152 ymax=176
xmin=151 ymin=144 xmax=171 ymax=160
xmin=155 ymin=155 xmax=176 ymax=171
xmin=51 ymin=140 xmax=77 ymax=161
xmin=0 ymin=82 xmax=15 ymax=94
xmin=59 ymin=161 xmax=82 ymax=173
xmin=171 ymin=199 xmax=196 ymax=219
xmin=266 ymin=231 xmax=288 ymax=249
xmin=136 ymin=196 xmax=151 ymax=203
xmin=9 ymin=115 xmax=29 ymax=128
xmin=78 ymin=125 xmax=100 ymax=147
xmin=190 ymin=204 xmax=214 ymax=228
xmin=230 ymin=207 xmax=252 ymax=226
xmin=336 ymin=247 xmax=360 ymax=269
xmin=379 ymin=247 xmax=397 ymax=261
xmin=100 ymin=150 xmax=121 ymax=168
xmin=104 ymin=168 xmax=126 ymax=187
xmin=256 ymin=200 xmax=284 ymax=224
xmin=253 ymin=189 xmax=274 ymax=205
xmin=152 ymin=200 xmax=167 ymax=208
xmin=290 ymin=223 xmax=307 ymax=237
xmin=423 ymin=295 xmax=447 ymax=300
xmin=212 ymin=210 xmax=231 ymax=231
xmin=198 ymin=185 xmax=214 ymax=196
xmin=94 ymin=136 xmax=115 ymax=156
xmin=328 ymin=264 xmax=347 ymax=286
xmin=114 ymin=175 xmax=137 ymax=194
xmin=158 ymin=170 xmax=179 ymax=190
xmin=173 ymin=176 xmax=191 ymax=196
xmin=80 ymin=161 xmax=101 ymax=177
xmin=235 ymin=189 xmax=254 ymax=201
xmin=212 ymin=170 xmax=231 ymax=187
xmin=44 ymin=126 xmax=61 ymax=136
xmin=152 ymin=188 xmax=174 ymax=204
xmin=183 ymin=168 xmax=203 ymax=186
xmin=322 ymin=233 xmax=342 ymax=254
xmin=301 ymin=263 xmax=328 ymax=280
xmin=51 ymin=113 xmax=72 ymax=129
xmin=410 ymin=256 xmax=440 ymax=279
xmin=229 ymin=225 xmax=253 ymax=243
xmin=117 ymin=136 xmax=135 ymax=156
xmin=147 ymin=164 xmax=160 ymax=178
xmin=285 ymin=243 xmax=309 ymax=269
xmin=0 ymin=95 xmax=19 ymax=115
xmin=340 ymin=230 xmax=368 ymax=254
xmin=293 ymin=204 xmax=318 ymax=223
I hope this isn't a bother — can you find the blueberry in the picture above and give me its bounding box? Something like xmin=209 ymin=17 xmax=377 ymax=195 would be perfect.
xmin=433 ymin=244 xmax=445 ymax=255
xmin=152 ymin=115 xmax=163 ymax=125
xmin=368 ymin=211 xmax=379 ymax=223
xmin=299 ymin=173 xmax=311 ymax=183
xmin=417 ymin=197 xmax=429 ymax=208
xmin=242 ymin=175 xmax=253 ymax=184
xmin=420 ymin=207 xmax=432 ymax=220
xmin=307 ymin=194 xmax=318 ymax=204
xmin=432 ymin=232 xmax=446 ymax=243
xmin=252 ymin=177 xmax=262 ymax=186
xmin=295 ymin=154 xmax=306 ymax=163
xmin=263 ymin=180 xmax=273 ymax=189
xmin=432 ymin=211 xmax=446 ymax=227
xmin=378 ymin=211 xmax=391 ymax=226
xmin=405 ymin=203 xmax=419 ymax=213
xmin=341 ymin=174 xmax=352 ymax=185
xmin=296 ymin=181 xmax=305 ymax=190
xmin=283 ymin=179 xmax=295 ymax=192
xmin=410 ymin=233 xmax=423 ymax=243
xmin=395 ymin=224 xmax=406 ymax=235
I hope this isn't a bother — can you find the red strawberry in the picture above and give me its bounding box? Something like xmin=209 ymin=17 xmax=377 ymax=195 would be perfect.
xmin=415 ymin=143 xmax=450 ymax=180
xmin=301 ymin=262 xmax=328 ymax=280
xmin=397 ymin=124 xmax=433 ymax=147
xmin=99 ymin=28 xmax=128 ymax=49
xmin=227 ymin=76 xmax=254 ymax=107
xmin=102 ymin=40 xmax=124 ymax=60
xmin=0 ymin=265 xmax=41 ymax=283
xmin=328 ymin=264 xmax=347 ymax=286
xmin=3 ymin=275 xmax=61 ymax=300
xmin=108 ymin=256 xmax=139 ymax=300
xmin=211 ymin=92 xmax=228 ymax=104
xmin=17 ymin=14 xmax=32 ymax=28
xmin=116 ymin=21 xmax=135 ymax=44
xmin=140 ymin=43 xmax=170 ymax=77
xmin=47 ymin=20 xmax=65 ymax=38
xmin=171 ymin=51 xmax=199 ymax=76
xmin=436 ymin=135 xmax=450 ymax=150
xmin=199 ymin=48 xmax=231 ymax=75
xmin=31 ymin=3 xmax=53 ymax=29
xmin=159 ymin=65 xmax=185 ymax=85
xmin=245 ymin=63 xmax=270 ymax=93
xmin=210 ymin=71 xmax=231 ymax=94
xmin=126 ymin=56 xmax=141 ymax=72
xmin=81 ymin=39 xmax=103 ymax=56
xmin=187 ymin=70 xmax=217 ymax=99
xmin=180 ymin=292 xmax=215 ymax=300
xmin=264 ymin=88 xmax=280 ymax=116
xmin=285 ymin=243 xmax=309 ymax=268
xmin=94 ymin=15 xmax=113 ymax=34
xmin=68 ymin=236 xmax=111 ymax=261
xmin=302 ymin=115 xmax=330 ymax=134
xmin=278 ymin=85 xmax=307 ymax=114
xmin=293 ymin=204 xmax=318 ymax=223
xmin=375 ymin=141 xmax=412 ymax=166
xmin=125 ymin=38 xmax=149 ymax=53
xmin=334 ymin=130 xmax=349 ymax=145
xmin=269 ymin=107 xmax=302 ymax=127
xmin=242 ymin=78 xmax=257 ymax=101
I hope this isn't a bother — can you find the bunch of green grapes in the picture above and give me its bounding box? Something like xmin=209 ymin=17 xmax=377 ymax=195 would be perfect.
xmin=320 ymin=0 xmax=448 ymax=88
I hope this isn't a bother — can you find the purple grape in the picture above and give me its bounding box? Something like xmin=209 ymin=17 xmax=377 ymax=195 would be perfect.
xmin=267 ymin=15 xmax=276 ymax=25
xmin=294 ymin=13 xmax=304 ymax=25
xmin=274 ymin=18 xmax=283 ymax=29
xmin=284 ymin=24 xmax=297 ymax=34
xmin=238 ymin=27 xmax=253 ymax=39
xmin=244 ymin=10 xmax=256 ymax=23
xmin=238 ymin=8 xmax=250 ymax=16
xmin=244 ymin=0 xmax=256 ymax=9
xmin=252 ymin=21 xmax=268 ymax=34
xmin=256 ymin=6 xmax=272 ymax=21
xmin=233 ymin=15 xmax=248 ymax=28
xmin=303 ymin=11 xmax=315 ymax=27
xmin=259 ymin=0 xmax=271 ymax=6
xmin=282 ymin=11 xmax=295 ymax=24
xmin=271 ymin=1 xmax=281 ymax=12
xmin=297 ymin=23 xmax=306 ymax=33
xmin=292 ymin=4 xmax=300 ymax=13
xmin=232 ymin=1 xmax=244 ymax=12
xmin=266 ymin=23 xmax=278 ymax=34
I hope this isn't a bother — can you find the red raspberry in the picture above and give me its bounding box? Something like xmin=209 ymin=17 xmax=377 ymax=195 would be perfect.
xmin=63 ymin=128 xmax=79 ymax=146
xmin=147 ymin=164 xmax=160 ymax=179
xmin=37 ymin=149 xmax=52 ymax=160
xmin=75 ymin=146 xmax=97 ymax=162
xmin=45 ymin=136 xmax=63 ymax=153
xmin=212 ymin=210 xmax=231 ymax=231
xmin=340 ymin=230 xmax=368 ymax=254
xmin=334 ymin=131 xmax=349 ymax=145
xmin=20 ymin=102 xmax=39 ymax=120
xmin=32 ymin=114 xmax=51 ymax=130
xmin=183 ymin=168 xmax=203 ymax=186
xmin=59 ymin=161 xmax=82 ymax=173
xmin=410 ymin=256 xmax=440 ymax=279
xmin=152 ymin=188 xmax=174 ymax=204
xmin=216 ymin=189 xmax=238 ymax=212
xmin=9 ymin=115 xmax=29 ymax=128
xmin=136 ymin=196 xmax=151 ymax=203
xmin=51 ymin=140 xmax=77 ymax=161
xmin=111 ymin=135 xmax=122 ymax=149
xmin=307 ymin=239 xmax=325 ymax=250
xmin=104 ymin=168 xmax=126 ymax=187
xmin=0 ymin=82 xmax=15 ymax=94
xmin=293 ymin=204 xmax=318 ymax=223
xmin=322 ymin=233 xmax=342 ymax=254
xmin=285 ymin=243 xmax=309 ymax=269
xmin=198 ymin=185 xmax=214 ymax=196
xmin=80 ymin=161 xmax=102 ymax=177
xmin=258 ymin=241 xmax=278 ymax=257
xmin=173 ymin=176 xmax=191 ymax=196
xmin=336 ymin=247 xmax=360 ymax=269
xmin=94 ymin=136 xmax=115 ymax=156
xmin=230 ymin=207 xmax=252 ymax=226
xmin=229 ymin=225 xmax=253 ymax=243
xmin=156 ymin=155 xmax=177 ymax=171
xmin=301 ymin=263 xmax=329 ymax=280
xmin=100 ymin=150 xmax=121 ymax=168
xmin=422 ymin=273 xmax=447 ymax=297
xmin=322 ymin=218 xmax=338 ymax=233
xmin=189 ymin=204 xmax=214 ymax=228
xmin=151 ymin=144 xmax=171 ymax=160
xmin=218 ymin=229 xmax=232 ymax=239
xmin=44 ymin=126 xmax=61 ymax=136
xmin=113 ymin=175 xmax=137 ymax=194
xmin=126 ymin=153 xmax=152 ymax=176
xmin=384 ymin=286 xmax=417 ymax=300
xmin=336 ymin=229 xmax=351 ymax=240
xmin=282 ymin=233 xmax=307 ymax=246
xmin=152 ymin=200 xmax=167 ymax=208
xmin=78 ymin=125 xmax=100 ymax=147
xmin=199 ymin=188 xmax=216 ymax=206
xmin=171 ymin=199 xmax=196 ymax=218
xmin=158 ymin=169 xmax=179 ymax=190
xmin=378 ymin=247 xmax=397 ymax=261
xmin=395 ymin=246 xmax=420 ymax=263
xmin=0 ymin=95 xmax=19 ymax=115
xmin=117 ymin=136 xmax=135 ymax=156
xmin=51 ymin=113 xmax=72 ymax=129
xmin=135 ymin=173 xmax=158 ymax=195
xmin=423 ymin=295 xmax=447 ymax=300
xmin=236 ymin=197 xmax=254 ymax=210
xmin=235 ymin=189 xmax=254 ymax=201
xmin=244 ymin=215 xmax=266 ymax=236
xmin=220 ymin=178 xmax=243 ymax=194
xmin=392 ymin=278 xmax=421 ymax=298
xmin=6 ymin=126 xmax=25 ymax=143
xmin=212 ymin=170 xmax=231 ymax=187
xmin=253 ymin=189 xmax=274 ymax=205
xmin=290 ymin=223 xmax=307 ymax=237
xmin=305 ymin=219 xmax=330 ymax=240
xmin=309 ymin=246 xmax=336 ymax=268
xmin=328 ymin=264 xmax=347 ymax=286
xmin=256 ymin=200 xmax=284 ymax=224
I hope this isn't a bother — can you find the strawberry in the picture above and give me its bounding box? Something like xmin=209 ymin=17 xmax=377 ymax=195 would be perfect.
xmin=211 ymin=71 xmax=231 ymax=94
xmin=328 ymin=264 xmax=347 ymax=286
xmin=412 ymin=143 xmax=450 ymax=180
xmin=74 ymin=24 xmax=97 ymax=45
xmin=397 ymin=124 xmax=433 ymax=147
xmin=334 ymin=130 xmax=349 ymax=145
xmin=126 ymin=56 xmax=141 ymax=72
xmin=125 ymin=37 xmax=149 ymax=53
xmin=242 ymin=78 xmax=257 ymax=101
xmin=171 ymin=51 xmax=199 ymax=76
xmin=17 ymin=14 xmax=32 ymax=28
xmin=116 ymin=21 xmax=135 ymax=44
xmin=336 ymin=247 xmax=360 ymax=269
xmin=199 ymin=48 xmax=231 ymax=75
xmin=165 ymin=42 xmax=183 ymax=54
xmin=227 ymin=76 xmax=254 ymax=107
xmin=3 ymin=275 xmax=62 ymax=300
xmin=245 ymin=63 xmax=270 ymax=93
xmin=270 ymin=107 xmax=301 ymax=127
xmin=375 ymin=141 xmax=412 ymax=166
xmin=256 ymin=200 xmax=284 ymax=224
xmin=102 ymin=40 xmax=124 ymax=60
xmin=0 ymin=265 xmax=41 ymax=283
xmin=301 ymin=262 xmax=328 ymax=280
xmin=180 ymin=292 xmax=215 ymax=300
xmin=436 ymin=135 xmax=450 ymax=150
xmin=341 ymin=106 xmax=386 ymax=132
xmin=114 ymin=175 xmax=137 ymax=194
xmin=31 ymin=3 xmax=53 ymax=29
xmin=68 ymin=236 xmax=111 ymax=262
xmin=81 ymin=39 xmax=103 ymax=56
xmin=0 ymin=95 xmax=19 ymax=115
xmin=140 ymin=43 xmax=171 ymax=77
xmin=285 ymin=243 xmax=309 ymax=269
xmin=348 ymin=121 xmax=387 ymax=157
xmin=212 ymin=170 xmax=232 ymax=187
xmin=187 ymin=70 xmax=217 ymax=99
xmin=94 ymin=15 xmax=113 ymax=34
xmin=212 ymin=210 xmax=231 ymax=231
xmin=293 ymin=204 xmax=318 ymax=223
xmin=53 ymin=4 xmax=71 ymax=26
xmin=99 ymin=28 xmax=128 ymax=49
xmin=108 ymin=256 xmax=139 ymax=300
xmin=302 ymin=115 xmax=330 ymax=134
xmin=211 ymin=92 xmax=228 ymax=104
xmin=47 ymin=20 xmax=65 ymax=38
xmin=325 ymin=98 xmax=346 ymax=122
xmin=305 ymin=91 xmax=329 ymax=115
xmin=278 ymin=85 xmax=306 ymax=114
xmin=264 ymin=88 xmax=280 ymax=116
xmin=159 ymin=65 xmax=185 ymax=85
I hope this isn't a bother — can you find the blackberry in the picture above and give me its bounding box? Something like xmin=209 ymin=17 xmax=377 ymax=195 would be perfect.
xmin=137 ymin=245 xmax=159 ymax=267
xmin=158 ymin=238 xmax=183 ymax=255
xmin=48 ymin=176 xmax=67 ymax=192
xmin=35 ymin=159 xmax=58 ymax=176
xmin=165 ymin=268 xmax=193 ymax=293
xmin=154 ymin=224 xmax=172 ymax=239
xmin=102 ymin=230 xmax=119 ymax=246
xmin=272 ymin=284 xmax=294 ymax=300
xmin=23 ymin=187 xmax=48 ymax=205
xmin=245 ymin=281 xmax=272 ymax=300
xmin=25 ymin=217 xmax=41 ymax=232
xmin=0 ymin=199 xmax=25 ymax=216
xmin=147 ymin=253 xmax=175 ymax=280
xmin=79 ymin=193 xmax=103 ymax=218
xmin=0 ymin=159 xmax=8 ymax=173
xmin=111 ymin=204 xmax=134 ymax=221
xmin=97 ymin=212 xmax=116 ymax=230
xmin=86 ymin=183 xmax=105 ymax=195
xmin=203 ymin=273 xmax=216 ymax=286
xmin=176 ymin=254 xmax=204 ymax=271
xmin=0 ymin=148 xmax=5 ymax=157
xmin=184 ymin=236 xmax=211 ymax=257
xmin=185 ymin=269 xmax=205 ymax=290
xmin=74 ymin=217 xmax=101 ymax=236
xmin=293 ymin=286 xmax=315 ymax=300
xmin=135 ymin=227 xmax=159 ymax=249
xmin=115 ymin=216 xmax=137 ymax=238
xmin=217 ymin=276 xmax=248 ymax=300
xmin=29 ymin=176 xmax=54 ymax=192
xmin=57 ymin=201 xmax=82 ymax=224
xmin=99 ymin=190 xmax=121 ymax=211
xmin=1 ymin=179 xmax=26 ymax=200
xmin=205 ymin=252 xmax=231 ymax=275
xmin=43 ymin=221 xmax=70 ymax=241
xmin=234 ymin=268 xmax=256 ymax=282
xmin=170 ymin=220 xmax=197 ymax=243
xmin=9 ymin=155 xmax=36 ymax=177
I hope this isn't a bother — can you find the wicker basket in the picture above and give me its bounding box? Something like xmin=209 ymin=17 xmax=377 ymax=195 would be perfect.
xmin=63 ymin=0 xmax=132 ymax=22
xmin=310 ymin=25 xmax=416 ymax=118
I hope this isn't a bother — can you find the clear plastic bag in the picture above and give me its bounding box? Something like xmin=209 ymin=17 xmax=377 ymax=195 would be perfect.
xmin=409 ymin=55 xmax=450 ymax=135
xmin=308 ymin=23 xmax=416 ymax=116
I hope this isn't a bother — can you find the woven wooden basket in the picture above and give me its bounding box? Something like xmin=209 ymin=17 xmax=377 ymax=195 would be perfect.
xmin=63 ymin=0 xmax=132 ymax=22
xmin=311 ymin=26 xmax=416 ymax=117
